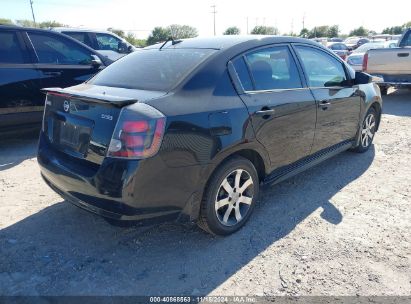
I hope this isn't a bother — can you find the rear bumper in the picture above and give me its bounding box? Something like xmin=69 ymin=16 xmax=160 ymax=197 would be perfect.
xmin=368 ymin=74 xmax=411 ymax=87
xmin=37 ymin=133 xmax=205 ymax=223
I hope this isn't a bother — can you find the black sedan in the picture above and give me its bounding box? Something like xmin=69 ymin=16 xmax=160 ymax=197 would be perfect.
xmin=38 ymin=36 xmax=382 ymax=235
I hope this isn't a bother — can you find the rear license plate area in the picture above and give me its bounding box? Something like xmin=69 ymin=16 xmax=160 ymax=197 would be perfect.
xmin=53 ymin=117 xmax=92 ymax=157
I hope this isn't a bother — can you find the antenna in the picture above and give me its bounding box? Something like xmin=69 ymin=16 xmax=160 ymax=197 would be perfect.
xmin=210 ymin=5 xmax=217 ymax=36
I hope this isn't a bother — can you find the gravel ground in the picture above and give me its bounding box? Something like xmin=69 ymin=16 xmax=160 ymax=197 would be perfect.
xmin=0 ymin=89 xmax=410 ymax=296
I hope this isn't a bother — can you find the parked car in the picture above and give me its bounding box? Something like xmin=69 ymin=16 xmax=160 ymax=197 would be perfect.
xmin=344 ymin=37 xmax=370 ymax=50
xmin=0 ymin=25 xmax=112 ymax=134
xmin=38 ymin=36 xmax=382 ymax=235
xmin=347 ymin=40 xmax=398 ymax=72
xmin=51 ymin=28 xmax=137 ymax=61
xmin=329 ymin=37 xmax=343 ymax=42
xmin=327 ymin=42 xmax=350 ymax=60
xmin=310 ymin=37 xmax=328 ymax=46
xmin=363 ymin=28 xmax=411 ymax=95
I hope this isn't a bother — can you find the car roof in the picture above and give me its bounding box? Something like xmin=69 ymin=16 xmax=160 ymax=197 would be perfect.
xmin=0 ymin=24 xmax=67 ymax=33
xmin=52 ymin=27 xmax=112 ymax=34
xmin=146 ymin=35 xmax=319 ymax=51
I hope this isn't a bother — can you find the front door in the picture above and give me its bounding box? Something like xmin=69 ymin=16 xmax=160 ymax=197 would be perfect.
xmin=232 ymin=45 xmax=317 ymax=170
xmin=26 ymin=31 xmax=102 ymax=90
xmin=293 ymin=45 xmax=361 ymax=154
xmin=0 ymin=29 xmax=43 ymax=129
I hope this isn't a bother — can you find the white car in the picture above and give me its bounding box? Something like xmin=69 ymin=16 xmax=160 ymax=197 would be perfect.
xmin=346 ymin=40 xmax=398 ymax=71
xmin=51 ymin=28 xmax=137 ymax=61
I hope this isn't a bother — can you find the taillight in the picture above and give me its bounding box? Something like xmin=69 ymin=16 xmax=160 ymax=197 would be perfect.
xmin=362 ymin=52 xmax=368 ymax=72
xmin=107 ymin=103 xmax=166 ymax=159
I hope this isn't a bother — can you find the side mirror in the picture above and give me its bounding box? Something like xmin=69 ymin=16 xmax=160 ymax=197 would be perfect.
xmin=91 ymin=55 xmax=102 ymax=68
xmin=127 ymin=45 xmax=134 ymax=53
xmin=354 ymin=71 xmax=382 ymax=85
xmin=118 ymin=42 xmax=128 ymax=54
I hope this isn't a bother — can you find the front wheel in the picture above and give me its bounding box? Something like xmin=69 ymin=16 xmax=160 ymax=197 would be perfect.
xmin=352 ymin=108 xmax=377 ymax=153
xmin=198 ymin=157 xmax=259 ymax=236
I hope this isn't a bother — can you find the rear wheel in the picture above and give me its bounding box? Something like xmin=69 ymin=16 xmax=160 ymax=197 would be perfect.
xmin=198 ymin=157 xmax=259 ymax=236
xmin=352 ymin=108 xmax=377 ymax=153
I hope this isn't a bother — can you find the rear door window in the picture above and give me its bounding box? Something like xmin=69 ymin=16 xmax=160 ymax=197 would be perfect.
xmin=90 ymin=48 xmax=216 ymax=91
xmin=28 ymin=32 xmax=94 ymax=65
xmin=245 ymin=45 xmax=302 ymax=91
xmin=232 ymin=57 xmax=253 ymax=91
xmin=63 ymin=32 xmax=94 ymax=48
xmin=0 ymin=31 xmax=29 ymax=63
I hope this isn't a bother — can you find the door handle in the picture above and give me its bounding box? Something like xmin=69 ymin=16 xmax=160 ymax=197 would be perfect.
xmin=255 ymin=109 xmax=275 ymax=116
xmin=44 ymin=71 xmax=62 ymax=76
xmin=318 ymin=100 xmax=331 ymax=110
xmin=397 ymin=53 xmax=409 ymax=57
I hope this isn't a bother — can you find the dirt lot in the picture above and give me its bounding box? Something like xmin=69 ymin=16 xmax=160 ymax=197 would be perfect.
xmin=0 ymin=90 xmax=410 ymax=296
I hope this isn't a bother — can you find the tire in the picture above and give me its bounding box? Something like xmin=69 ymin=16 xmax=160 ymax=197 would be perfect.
xmin=352 ymin=107 xmax=377 ymax=153
xmin=198 ymin=156 xmax=260 ymax=236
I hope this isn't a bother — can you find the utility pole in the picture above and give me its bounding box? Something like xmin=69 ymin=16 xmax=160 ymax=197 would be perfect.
xmin=302 ymin=13 xmax=305 ymax=30
xmin=246 ymin=17 xmax=249 ymax=34
xmin=29 ymin=0 xmax=36 ymax=26
xmin=210 ymin=5 xmax=217 ymax=36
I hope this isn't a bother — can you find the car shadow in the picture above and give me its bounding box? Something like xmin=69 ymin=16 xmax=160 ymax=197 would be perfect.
xmin=0 ymin=130 xmax=39 ymax=171
xmin=0 ymin=147 xmax=375 ymax=295
xmin=382 ymin=89 xmax=411 ymax=117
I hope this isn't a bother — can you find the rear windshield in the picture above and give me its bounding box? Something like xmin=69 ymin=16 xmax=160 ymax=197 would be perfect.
xmin=89 ymin=48 xmax=216 ymax=91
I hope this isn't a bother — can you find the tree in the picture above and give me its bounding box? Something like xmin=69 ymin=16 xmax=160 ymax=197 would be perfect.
xmin=15 ymin=19 xmax=36 ymax=28
xmin=349 ymin=26 xmax=369 ymax=37
xmin=123 ymin=32 xmax=146 ymax=47
xmin=404 ymin=21 xmax=411 ymax=29
xmin=0 ymin=18 xmax=13 ymax=25
xmin=299 ymin=28 xmax=309 ymax=38
xmin=382 ymin=25 xmax=407 ymax=35
xmin=308 ymin=26 xmax=328 ymax=38
xmin=39 ymin=21 xmax=65 ymax=28
xmin=250 ymin=25 xmax=278 ymax=35
xmin=107 ymin=28 xmax=125 ymax=38
xmin=146 ymin=25 xmax=198 ymax=46
xmin=146 ymin=26 xmax=170 ymax=45
xmin=328 ymin=25 xmax=339 ymax=38
xmin=168 ymin=24 xmax=198 ymax=39
xmin=223 ymin=26 xmax=240 ymax=35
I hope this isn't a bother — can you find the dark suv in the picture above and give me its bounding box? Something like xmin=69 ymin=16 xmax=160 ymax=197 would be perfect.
xmin=37 ymin=36 xmax=382 ymax=235
xmin=0 ymin=25 xmax=111 ymax=134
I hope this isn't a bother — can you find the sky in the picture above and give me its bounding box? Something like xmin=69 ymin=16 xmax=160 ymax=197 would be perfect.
xmin=2 ymin=0 xmax=411 ymax=38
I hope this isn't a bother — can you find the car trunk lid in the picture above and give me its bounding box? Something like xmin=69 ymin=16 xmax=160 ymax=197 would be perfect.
xmin=42 ymin=84 xmax=166 ymax=165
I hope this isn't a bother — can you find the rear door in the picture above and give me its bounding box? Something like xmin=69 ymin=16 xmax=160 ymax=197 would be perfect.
xmin=61 ymin=31 xmax=96 ymax=49
xmin=0 ymin=29 xmax=43 ymax=130
xmin=25 ymin=30 xmax=103 ymax=90
xmin=293 ymin=45 xmax=361 ymax=154
xmin=231 ymin=44 xmax=317 ymax=169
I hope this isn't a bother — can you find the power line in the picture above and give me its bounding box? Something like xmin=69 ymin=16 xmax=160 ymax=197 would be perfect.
xmin=210 ymin=5 xmax=217 ymax=36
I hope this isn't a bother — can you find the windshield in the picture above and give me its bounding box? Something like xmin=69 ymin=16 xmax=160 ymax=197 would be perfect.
xmin=89 ymin=48 xmax=216 ymax=91
xmin=354 ymin=42 xmax=385 ymax=53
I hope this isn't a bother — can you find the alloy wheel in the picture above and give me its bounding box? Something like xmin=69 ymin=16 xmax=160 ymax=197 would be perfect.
xmin=361 ymin=113 xmax=376 ymax=148
xmin=214 ymin=169 xmax=254 ymax=226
